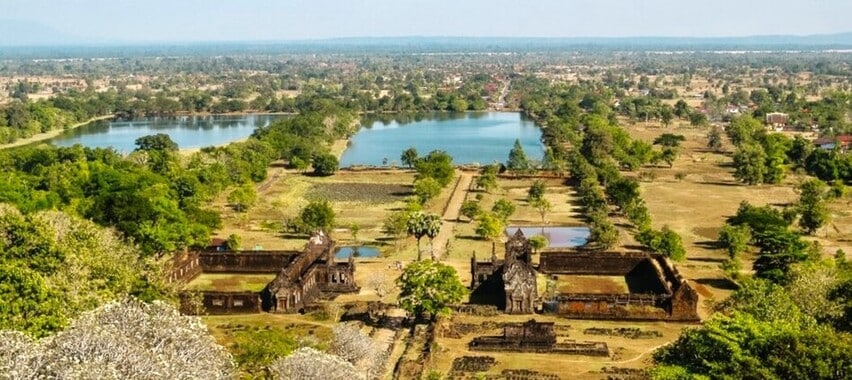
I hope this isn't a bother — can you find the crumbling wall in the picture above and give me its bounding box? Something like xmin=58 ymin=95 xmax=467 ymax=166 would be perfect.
xmin=199 ymin=251 xmax=298 ymax=273
xmin=625 ymin=259 xmax=669 ymax=294
xmin=169 ymin=252 xmax=202 ymax=283
xmin=180 ymin=291 xmax=262 ymax=315
xmin=538 ymin=251 xmax=648 ymax=275
xmin=550 ymin=294 xmax=670 ymax=320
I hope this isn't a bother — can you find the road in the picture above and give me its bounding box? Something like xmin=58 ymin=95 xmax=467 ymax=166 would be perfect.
xmin=430 ymin=172 xmax=473 ymax=260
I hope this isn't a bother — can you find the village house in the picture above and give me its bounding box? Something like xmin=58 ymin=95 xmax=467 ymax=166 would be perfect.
xmin=814 ymin=135 xmax=852 ymax=152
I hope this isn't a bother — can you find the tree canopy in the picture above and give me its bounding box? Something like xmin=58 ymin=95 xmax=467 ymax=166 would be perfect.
xmin=396 ymin=260 xmax=467 ymax=321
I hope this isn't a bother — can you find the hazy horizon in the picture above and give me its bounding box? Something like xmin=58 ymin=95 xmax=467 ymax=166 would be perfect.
xmin=2 ymin=0 xmax=850 ymax=45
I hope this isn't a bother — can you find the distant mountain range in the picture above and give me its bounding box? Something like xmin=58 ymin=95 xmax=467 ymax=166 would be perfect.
xmin=0 ymin=19 xmax=88 ymax=46
xmin=1 ymin=18 xmax=850 ymax=58
xmin=316 ymin=34 xmax=852 ymax=48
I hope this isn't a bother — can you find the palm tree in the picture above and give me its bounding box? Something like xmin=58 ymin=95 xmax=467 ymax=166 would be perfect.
xmin=406 ymin=211 xmax=442 ymax=261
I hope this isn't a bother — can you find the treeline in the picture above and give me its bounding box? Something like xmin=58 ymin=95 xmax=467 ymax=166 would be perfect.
xmin=0 ymin=105 xmax=357 ymax=255
xmin=0 ymin=71 xmax=499 ymax=144
xmin=654 ymin=198 xmax=851 ymax=379
xmin=0 ymin=205 xmax=169 ymax=337
xmin=515 ymin=77 xmax=687 ymax=259
xmin=726 ymin=114 xmax=852 ymax=184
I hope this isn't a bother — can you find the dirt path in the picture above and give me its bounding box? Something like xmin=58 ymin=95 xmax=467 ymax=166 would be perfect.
xmin=257 ymin=168 xmax=285 ymax=193
xmin=431 ymin=172 xmax=473 ymax=260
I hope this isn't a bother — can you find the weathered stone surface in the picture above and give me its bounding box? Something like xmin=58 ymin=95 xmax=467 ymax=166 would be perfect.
xmin=469 ymin=231 xmax=699 ymax=321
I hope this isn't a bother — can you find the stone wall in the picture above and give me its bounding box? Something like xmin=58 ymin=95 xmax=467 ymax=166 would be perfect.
xmin=548 ymin=293 xmax=670 ymax=320
xmin=538 ymin=251 xmax=648 ymax=275
xmin=199 ymin=251 xmax=298 ymax=273
xmin=169 ymin=252 xmax=202 ymax=283
xmin=180 ymin=291 xmax=262 ymax=315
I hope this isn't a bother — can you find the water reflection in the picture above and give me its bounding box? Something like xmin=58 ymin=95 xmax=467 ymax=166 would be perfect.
xmin=341 ymin=112 xmax=544 ymax=167
xmin=47 ymin=114 xmax=289 ymax=153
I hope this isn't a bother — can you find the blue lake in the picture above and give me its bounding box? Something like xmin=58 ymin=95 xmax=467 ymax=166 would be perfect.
xmin=340 ymin=112 xmax=544 ymax=167
xmin=334 ymin=246 xmax=380 ymax=260
xmin=46 ymin=114 xmax=288 ymax=153
xmin=506 ymin=226 xmax=591 ymax=248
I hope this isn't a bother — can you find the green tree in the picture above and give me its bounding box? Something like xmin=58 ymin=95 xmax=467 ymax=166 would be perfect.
xmin=0 ymin=263 xmax=65 ymax=337
xmin=506 ymin=139 xmax=530 ymax=172
xmin=530 ymin=198 xmax=553 ymax=226
xmin=414 ymin=150 xmax=455 ymax=187
xmin=491 ymin=198 xmax=516 ymax=222
xmin=660 ymin=104 xmax=674 ymax=127
xmin=527 ymin=180 xmax=545 ymax=202
xmin=450 ymin=98 xmax=468 ymax=112
xmin=474 ymin=165 xmax=499 ymax=193
xmin=227 ymin=183 xmax=257 ymax=212
xmin=475 ymin=212 xmax=506 ymax=256
xmin=673 ymin=100 xmax=690 ymax=119
xmin=298 ymin=200 xmax=335 ymax=233
xmin=624 ymin=199 xmax=652 ymax=230
xmin=400 ymin=147 xmax=419 ymax=169
xmin=529 ymin=235 xmax=548 ymax=254
xmin=652 ymin=133 xmax=685 ymax=148
xmin=413 ymin=177 xmax=442 ymax=205
xmin=718 ymin=224 xmax=752 ymax=258
xmin=605 ymin=177 xmax=641 ymax=212
xmin=406 ymin=211 xmax=442 ymax=261
xmin=589 ymin=217 xmax=619 ymax=250
xmin=637 ymin=226 xmax=687 ymax=261
xmin=727 ymin=115 xmax=764 ymax=146
xmin=383 ymin=210 xmax=409 ymax=252
xmin=707 ymin=125 xmax=724 ymax=152
xmin=660 ymin=146 xmax=678 ymax=168
xmin=753 ymin=229 xmax=813 ymax=284
xmin=312 ymin=153 xmax=339 ymax=176
xmin=797 ymin=179 xmax=830 ymax=235
xmin=652 ymin=312 xmax=851 ymax=380
xmin=225 ymin=234 xmax=241 ymax=251
xmin=688 ymin=112 xmax=708 ymax=127
xmin=396 ymin=260 xmax=467 ymax=321
xmin=134 ymin=133 xmax=179 ymax=152
xmin=733 ymin=143 xmax=768 ymax=185
xmin=459 ymin=200 xmax=482 ymax=222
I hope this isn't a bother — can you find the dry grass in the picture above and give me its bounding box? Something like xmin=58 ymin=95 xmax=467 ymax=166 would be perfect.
xmin=553 ymin=275 xmax=630 ymax=294
xmin=431 ymin=314 xmax=694 ymax=380
xmin=186 ymin=273 xmax=276 ymax=292
xmin=620 ymin=123 xmax=852 ymax=317
xmin=212 ymin=170 xmax=417 ymax=251
xmin=202 ymin=313 xmax=333 ymax=349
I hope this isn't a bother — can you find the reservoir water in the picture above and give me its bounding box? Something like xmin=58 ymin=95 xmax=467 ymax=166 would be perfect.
xmin=340 ymin=112 xmax=544 ymax=167
xmin=46 ymin=114 xmax=287 ymax=153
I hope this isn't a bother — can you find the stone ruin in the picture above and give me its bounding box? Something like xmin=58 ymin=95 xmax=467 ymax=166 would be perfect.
xmin=470 ymin=229 xmax=538 ymax=314
xmin=470 ymin=230 xmax=699 ymax=321
xmin=468 ymin=319 xmax=610 ymax=357
xmin=173 ymin=231 xmax=359 ymax=314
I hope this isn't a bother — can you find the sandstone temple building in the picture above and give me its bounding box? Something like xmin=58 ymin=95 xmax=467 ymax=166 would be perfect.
xmin=172 ymin=231 xmax=359 ymax=314
xmin=470 ymin=230 xmax=699 ymax=321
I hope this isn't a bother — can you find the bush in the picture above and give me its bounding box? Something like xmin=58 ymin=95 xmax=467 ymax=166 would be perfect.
xmin=312 ymin=153 xmax=339 ymax=176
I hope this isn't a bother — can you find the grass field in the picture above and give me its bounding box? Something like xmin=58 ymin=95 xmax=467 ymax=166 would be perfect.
xmin=553 ymin=275 xmax=630 ymax=294
xmin=186 ymin=273 xmax=276 ymax=292
xmin=620 ymin=122 xmax=852 ymax=317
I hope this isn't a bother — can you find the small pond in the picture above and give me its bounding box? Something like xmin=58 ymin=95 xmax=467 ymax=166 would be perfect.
xmin=506 ymin=226 xmax=590 ymax=248
xmin=334 ymin=246 xmax=381 ymax=260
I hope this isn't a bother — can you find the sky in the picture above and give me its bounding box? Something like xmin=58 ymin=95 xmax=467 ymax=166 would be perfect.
xmin=3 ymin=0 xmax=851 ymax=43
